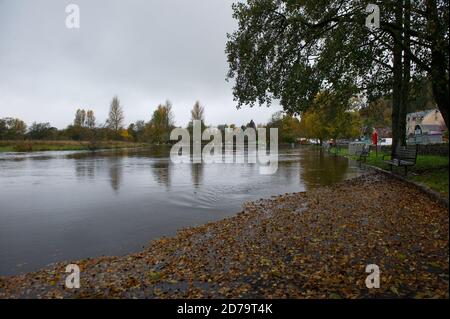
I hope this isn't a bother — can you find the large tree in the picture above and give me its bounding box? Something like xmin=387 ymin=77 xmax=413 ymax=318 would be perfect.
xmin=145 ymin=100 xmax=175 ymax=144
xmin=299 ymin=91 xmax=361 ymax=144
xmin=74 ymin=109 xmax=86 ymax=127
xmin=107 ymin=96 xmax=125 ymax=133
xmin=187 ymin=101 xmax=206 ymax=135
xmin=191 ymin=101 xmax=205 ymax=122
xmin=86 ymin=110 xmax=96 ymax=129
xmin=226 ymin=0 xmax=449 ymax=152
xmin=267 ymin=111 xmax=304 ymax=144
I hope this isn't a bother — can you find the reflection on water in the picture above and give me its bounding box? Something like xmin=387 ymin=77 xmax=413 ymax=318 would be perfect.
xmin=108 ymin=157 xmax=123 ymax=193
xmin=191 ymin=163 xmax=203 ymax=189
xmin=299 ymin=146 xmax=350 ymax=188
xmin=0 ymin=146 xmax=362 ymax=275
xmin=150 ymin=160 xmax=172 ymax=189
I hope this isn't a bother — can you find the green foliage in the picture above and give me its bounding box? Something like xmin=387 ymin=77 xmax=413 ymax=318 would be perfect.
xmin=267 ymin=111 xmax=302 ymax=144
xmin=127 ymin=120 xmax=146 ymax=142
xmin=65 ymin=124 xmax=90 ymax=141
xmin=68 ymin=108 xmax=98 ymax=140
xmin=0 ymin=117 xmax=27 ymax=140
xmin=226 ymin=0 xmax=387 ymax=113
xmin=299 ymin=91 xmax=362 ymax=142
xmin=27 ymin=122 xmax=57 ymax=140
xmin=359 ymin=98 xmax=392 ymax=131
xmin=226 ymin=0 xmax=449 ymax=137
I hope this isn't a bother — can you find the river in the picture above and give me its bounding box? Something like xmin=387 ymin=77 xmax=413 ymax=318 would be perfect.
xmin=0 ymin=145 xmax=362 ymax=275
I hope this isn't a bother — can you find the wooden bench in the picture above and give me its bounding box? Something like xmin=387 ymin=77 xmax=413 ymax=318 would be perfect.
xmin=383 ymin=144 xmax=418 ymax=175
xmin=356 ymin=144 xmax=370 ymax=162
xmin=349 ymin=143 xmax=370 ymax=162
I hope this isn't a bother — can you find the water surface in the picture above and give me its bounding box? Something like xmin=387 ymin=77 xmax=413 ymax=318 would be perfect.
xmin=0 ymin=146 xmax=362 ymax=275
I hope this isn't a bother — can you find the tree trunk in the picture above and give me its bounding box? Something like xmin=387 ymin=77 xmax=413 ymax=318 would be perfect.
xmin=431 ymin=72 xmax=450 ymax=130
xmin=391 ymin=2 xmax=404 ymax=156
xmin=427 ymin=0 xmax=450 ymax=130
xmin=400 ymin=0 xmax=411 ymax=147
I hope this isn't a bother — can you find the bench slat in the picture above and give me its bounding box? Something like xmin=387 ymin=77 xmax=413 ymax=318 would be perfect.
xmin=384 ymin=145 xmax=418 ymax=175
xmin=393 ymin=145 xmax=418 ymax=163
xmin=384 ymin=159 xmax=415 ymax=166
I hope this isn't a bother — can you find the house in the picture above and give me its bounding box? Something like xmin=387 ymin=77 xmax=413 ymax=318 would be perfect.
xmin=406 ymin=109 xmax=445 ymax=136
xmin=406 ymin=109 xmax=446 ymax=144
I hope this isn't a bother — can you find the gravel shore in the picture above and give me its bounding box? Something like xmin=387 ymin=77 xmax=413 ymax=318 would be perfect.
xmin=1 ymin=172 xmax=448 ymax=298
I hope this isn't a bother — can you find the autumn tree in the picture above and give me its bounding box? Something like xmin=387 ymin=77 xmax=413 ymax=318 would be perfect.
xmin=299 ymin=111 xmax=329 ymax=145
xmin=299 ymin=92 xmax=361 ymax=144
xmin=145 ymin=101 xmax=175 ymax=144
xmin=226 ymin=0 xmax=449 ymax=154
xmin=107 ymin=96 xmax=125 ymax=134
xmin=267 ymin=111 xmax=303 ymax=144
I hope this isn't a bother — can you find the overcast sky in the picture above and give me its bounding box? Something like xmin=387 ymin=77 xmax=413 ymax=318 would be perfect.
xmin=0 ymin=0 xmax=282 ymax=129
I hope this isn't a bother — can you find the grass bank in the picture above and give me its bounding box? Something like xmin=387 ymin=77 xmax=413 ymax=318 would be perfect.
xmin=335 ymin=146 xmax=449 ymax=198
xmin=0 ymin=140 xmax=147 ymax=153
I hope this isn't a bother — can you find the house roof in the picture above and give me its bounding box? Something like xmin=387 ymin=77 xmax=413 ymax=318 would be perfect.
xmin=407 ymin=109 xmax=439 ymax=119
xmin=415 ymin=124 xmax=443 ymax=132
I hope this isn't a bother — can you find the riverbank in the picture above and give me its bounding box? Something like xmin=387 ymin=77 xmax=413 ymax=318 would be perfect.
xmin=0 ymin=172 xmax=448 ymax=299
xmin=336 ymin=146 xmax=449 ymax=199
xmin=0 ymin=140 xmax=147 ymax=152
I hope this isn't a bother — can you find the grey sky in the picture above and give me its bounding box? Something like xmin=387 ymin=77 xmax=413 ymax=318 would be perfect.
xmin=0 ymin=0 xmax=282 ymax=129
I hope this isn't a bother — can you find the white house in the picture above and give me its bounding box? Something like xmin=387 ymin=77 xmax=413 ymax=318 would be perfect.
xmin=406 ymin=109 xmax=446 ymax=144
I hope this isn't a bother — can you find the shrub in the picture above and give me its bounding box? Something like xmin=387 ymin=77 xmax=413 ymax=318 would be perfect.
xmin=13 ymin=141 xmax=33 ymax=152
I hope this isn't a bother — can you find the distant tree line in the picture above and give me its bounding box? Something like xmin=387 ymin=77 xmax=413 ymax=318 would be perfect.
xmin=1 ymin=96 xmax=308 ymax=145
xmin=0 ymin=95 xmax=172 ymax=143
xmin=3 ymin=91 xmax=438 ymax=146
